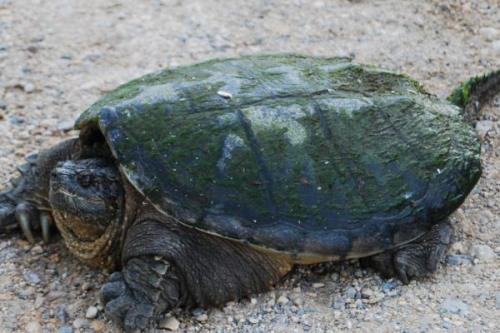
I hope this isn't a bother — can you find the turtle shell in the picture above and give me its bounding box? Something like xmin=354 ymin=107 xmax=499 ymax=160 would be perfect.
xmin=76 ymin=54 xmax=481 ymax=260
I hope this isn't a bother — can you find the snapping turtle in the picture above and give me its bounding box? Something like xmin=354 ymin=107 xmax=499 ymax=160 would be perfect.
xmin=0 ymin=54 xmax=498 ymax=330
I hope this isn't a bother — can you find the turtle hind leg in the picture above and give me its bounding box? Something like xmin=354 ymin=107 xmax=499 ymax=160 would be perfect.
xmin=360 ymin=221 xmax=453 ymax=284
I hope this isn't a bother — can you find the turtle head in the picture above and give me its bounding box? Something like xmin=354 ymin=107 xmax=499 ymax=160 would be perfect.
xmin=49 ymin=158 xmax=124 ymax=268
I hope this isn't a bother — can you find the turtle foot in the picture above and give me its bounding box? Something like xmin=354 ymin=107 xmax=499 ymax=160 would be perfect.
xmin=0 ymin=196 xmax=54 ymax=244
xmin=101 ymin=256 xmax=182 ymax=332
xmin=361 ymin=221 xmax=453 ymax=284
xmin=0 ymin=153 xmax=54 ymax=243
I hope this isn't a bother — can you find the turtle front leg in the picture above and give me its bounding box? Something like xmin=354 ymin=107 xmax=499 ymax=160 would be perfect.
xmin=101 ymin=215 xmax=292 ymax=331
xmin=0 ymin=138 xmax=79 ymax=242
xmin=360 ymin=220 xmax=453 ymax=284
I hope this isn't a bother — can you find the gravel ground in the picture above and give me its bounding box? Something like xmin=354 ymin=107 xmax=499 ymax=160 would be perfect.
xmin=0 ymin=0 xmax=499 ymax=332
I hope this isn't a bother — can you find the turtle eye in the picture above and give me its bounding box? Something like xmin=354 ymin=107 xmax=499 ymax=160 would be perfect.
xmin=77 ymin=174 xmax=92 ymax=188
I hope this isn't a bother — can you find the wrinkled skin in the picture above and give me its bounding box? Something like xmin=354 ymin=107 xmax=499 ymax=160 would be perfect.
xmin=0 ymin=139 xmax=453 ymax=331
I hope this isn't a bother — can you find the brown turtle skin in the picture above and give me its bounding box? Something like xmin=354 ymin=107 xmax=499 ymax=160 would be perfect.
xmin=0 ymin=54 xmax=498 ymax=332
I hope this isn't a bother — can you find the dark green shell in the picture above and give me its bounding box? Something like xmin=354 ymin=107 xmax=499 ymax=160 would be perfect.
xmin=76 ymin=54 xmax=481 ymax=259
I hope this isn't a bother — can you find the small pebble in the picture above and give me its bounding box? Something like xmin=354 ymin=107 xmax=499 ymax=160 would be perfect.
xmin=361 ymin=288 xmax=374 ymax=298
xmin=0 ymin=99 xmax=6 ymax=110
xmin=159 ymin=316 xmax=180 ymax=331
xmin=495 ymin=292 xmax=500 ymax=310
xmin=442 ymin=320 xmax=452 ymax=329
xmin=345 ymin=287 xmax=357 ymax=299
xmin=23 ymin=82 xmax=35 ymax=93
xmin=355 ymin=298 xmax=364 ymax=309
xmin=85 ymin=306 xmax=98 ymax=319
xmin=440 ymin=298 xmax=469 ymax=316
xmin=248 ymin=317 xmax=259 ymax=324
xmin=382 ymin=279 xmax=399 ymax=292
xmin=34 ymin=294 xmax=44 ymax=308
xmin=90 ymin=320 xmax=106 ymax=332
xmin=55 ymin=304 xmax=69 ymax=323
xmin=277 ymin=295 xmax=289 ymax=305
xmin=9 ymin=115 xmax=25 ymax=125
xmin=81 ymin=282 xmax=91 ymax=291
xmin=72 ymin=318 xmax=89 ymax=329
xmin=470 ymin=244 xmax=496 ymax=263
xmin=479 ymin=27 xmax=499 ymax=41
xmin=25 ymin=322 xmax=42 ymax=333
xmin=446 ymin=254 xmax=473 ymax=266
xmin=58 ymin=326 xmax=73 ymax=333
xmin=23 ymin=271 xmax=41 ymax=285
xmin=291 ymin=294 xmax=303 ymax=306
xmin=191 ymin=308 xmax=205 ymax=316
xmin=332 ymin=298 xmax=345 ymax=310
xmin=365 ymin=291 xmax=384 ymax=304
xmin=475 ymin=120 xmax=494 ymax=140
xmin=195 ymin=313 xmax=208 ymax=322
xmin=27 ymin=45 xmax=39 ymax=53
xmin=30 ymin=245 xmax=43 ymax=255
xmin=312 ymin=282 xmax=325 ymax=289
xmin=47 ymin=291 xmax=65 ymax=302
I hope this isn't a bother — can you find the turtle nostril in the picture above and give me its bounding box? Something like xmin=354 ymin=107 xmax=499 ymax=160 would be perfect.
xmin=51 ymin=170 xmax=58 ymax=180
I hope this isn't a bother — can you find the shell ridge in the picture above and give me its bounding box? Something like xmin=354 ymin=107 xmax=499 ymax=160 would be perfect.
xmin=235 ymin=109 xmax=278 ymax=217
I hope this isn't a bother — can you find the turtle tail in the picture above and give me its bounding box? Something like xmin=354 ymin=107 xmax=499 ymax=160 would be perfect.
xmin=447 ymin=69 xmax=500 ymax=124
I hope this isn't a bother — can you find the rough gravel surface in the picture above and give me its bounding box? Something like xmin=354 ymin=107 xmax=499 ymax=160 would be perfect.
xmin=0 ymin=0 xmax=499 ymax=332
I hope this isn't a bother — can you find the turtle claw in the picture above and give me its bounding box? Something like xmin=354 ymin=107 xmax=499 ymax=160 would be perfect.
xmin=17 ymin=211 xmax=36 ymax=243
xmin=40 ymin=211 xmax=53 ymax=244
xmin=12 ymin=201 xmax=53 ymax=244
xmin=0 ymin=199 xmax=18 ymax=233
xmin=15 ymin=202 xmax=38 ymax=243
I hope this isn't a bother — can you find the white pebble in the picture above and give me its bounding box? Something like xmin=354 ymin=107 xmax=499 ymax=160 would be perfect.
xmin=24 ymin=82 xmax=35 ymax=93
xmin=470 ymin=244 xmax=496 ymax=262
xmin=30 ymin=245 xmax=43 ymax=255
xmin=85 ymin=306 xmax=98 ymax=319
xmin=479 ymin=27 xmax=499 ymax=41
xmin=25 ymin=322 xmax=42 ymax=333
xmin=277 ymin=295 xmax=289 ymax=305
xmin=73 ymin=318 xmax=88 ymax=329
xmin=475 ymin=120 xmax=494 ymax=140
xmin=159 ymin=316 xmax=180 ymax=331
xmin=195 ymin=313 xmax=208 ymax=322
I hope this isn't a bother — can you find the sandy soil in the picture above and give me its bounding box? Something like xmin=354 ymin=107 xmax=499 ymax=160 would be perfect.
xmin=0 ymin=0 xmax=498 ymax=332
